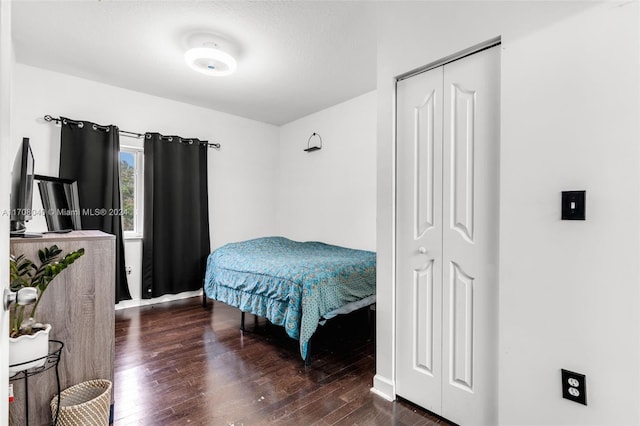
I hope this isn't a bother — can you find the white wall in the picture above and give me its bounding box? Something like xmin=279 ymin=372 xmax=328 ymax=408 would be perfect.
xmin=375 ymin=1 xmax=640 ymax=425
xmin=277 ymin=91 xmax=376 ymax=251
xmin=11 ymin=64 xmax=280 ymax=306
xmin=499 ymin=5 xmax=639 ymax=423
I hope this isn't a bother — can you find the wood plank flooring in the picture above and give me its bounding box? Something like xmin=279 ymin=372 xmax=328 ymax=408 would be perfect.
xmin=114 ymin=297 xmax=450 ymax=425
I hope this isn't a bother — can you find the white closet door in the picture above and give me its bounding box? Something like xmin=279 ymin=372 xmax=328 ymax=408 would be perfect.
xmin=395 ymin=65 xmax=444 ymax=413
xmin=441 ymin=45 xmax=500 ymax=425
xmin=396 ymin=45 xmax=500 ymax=425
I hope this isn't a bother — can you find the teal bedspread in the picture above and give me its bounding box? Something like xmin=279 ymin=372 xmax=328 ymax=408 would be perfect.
xmin=204 ymin=236 xmax=376 ymax=360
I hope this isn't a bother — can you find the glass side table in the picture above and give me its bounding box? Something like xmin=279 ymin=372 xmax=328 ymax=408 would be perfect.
xmin=9 ymin=340 xmax=64 ymax=426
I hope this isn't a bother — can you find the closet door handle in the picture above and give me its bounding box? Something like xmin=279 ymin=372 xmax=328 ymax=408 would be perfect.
xmin=418 ymin=247 xmax=427 ymax=255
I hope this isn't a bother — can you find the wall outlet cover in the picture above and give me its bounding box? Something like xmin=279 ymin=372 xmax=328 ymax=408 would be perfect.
xmin=561 ymin=369 xmax=587 ymax=405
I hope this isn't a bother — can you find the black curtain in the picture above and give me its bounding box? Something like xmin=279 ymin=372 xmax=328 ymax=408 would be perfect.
xmin=59 ymin=117 xmax=132 ymax=302
xmin=142 ymin=133 xmax=210 ymax=298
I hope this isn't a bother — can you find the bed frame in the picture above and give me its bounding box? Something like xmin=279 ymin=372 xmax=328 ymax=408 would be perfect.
xmin=202 ymin=282 xmax=375 ymax=366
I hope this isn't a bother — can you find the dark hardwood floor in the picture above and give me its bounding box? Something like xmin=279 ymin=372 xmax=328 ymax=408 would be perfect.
xmin=114 ymin=297 xmax=449 ymax=425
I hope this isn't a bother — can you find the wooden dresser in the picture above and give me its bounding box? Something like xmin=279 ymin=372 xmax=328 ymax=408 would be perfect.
xmin=9 ymin=230 xmax=115 ymax=426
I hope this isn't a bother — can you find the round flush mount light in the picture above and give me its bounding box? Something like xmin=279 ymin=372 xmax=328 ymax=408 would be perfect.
xmin=184 ymin=46 xmax=237 ymax=77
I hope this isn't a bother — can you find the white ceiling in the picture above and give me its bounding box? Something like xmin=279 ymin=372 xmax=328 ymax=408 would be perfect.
xmin=12 ymin=1 xmax=379 ymax=126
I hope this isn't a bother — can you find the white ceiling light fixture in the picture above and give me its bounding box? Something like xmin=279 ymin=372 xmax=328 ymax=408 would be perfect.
xmin=184 ymin=38 xmax=237 ymax=77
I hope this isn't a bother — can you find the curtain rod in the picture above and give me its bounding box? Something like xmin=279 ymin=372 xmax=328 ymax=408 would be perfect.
xmin=43 ymin=115 xmax=222 ymax=149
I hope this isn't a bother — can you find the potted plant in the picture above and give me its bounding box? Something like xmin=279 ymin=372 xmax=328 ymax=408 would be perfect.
xmin=9 ymin=245 xmax=85 ymax=375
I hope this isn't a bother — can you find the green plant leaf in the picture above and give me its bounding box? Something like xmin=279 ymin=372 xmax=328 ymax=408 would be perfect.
xmin=10 ymin=245 xmax=85 ymax=334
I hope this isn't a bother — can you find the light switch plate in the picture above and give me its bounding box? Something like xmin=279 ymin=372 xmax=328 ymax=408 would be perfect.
xmin=562 ymin=191 xmax=586 ymax=220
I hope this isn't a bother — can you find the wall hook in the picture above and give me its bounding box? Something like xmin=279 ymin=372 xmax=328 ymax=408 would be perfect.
xmin=304 ymin=133 xmax=322 ymax=152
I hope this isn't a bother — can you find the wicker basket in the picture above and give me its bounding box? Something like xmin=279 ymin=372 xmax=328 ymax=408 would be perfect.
xmin=50 ymin=379 xmax=112 ymax=426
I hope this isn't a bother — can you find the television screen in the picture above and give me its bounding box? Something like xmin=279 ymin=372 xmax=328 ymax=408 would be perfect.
xmin=9 ymin=138 xmax=35 ymax=235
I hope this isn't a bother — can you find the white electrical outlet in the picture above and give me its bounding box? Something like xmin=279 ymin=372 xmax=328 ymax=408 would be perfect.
xmin=562 ymin=369 xmax=587 ymax=405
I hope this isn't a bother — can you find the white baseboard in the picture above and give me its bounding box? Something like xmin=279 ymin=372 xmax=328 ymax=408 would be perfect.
xmin=115 ymin=290 xmax=202 ymax=310
xmin=371 ymin=374 xmax=395 ymax=401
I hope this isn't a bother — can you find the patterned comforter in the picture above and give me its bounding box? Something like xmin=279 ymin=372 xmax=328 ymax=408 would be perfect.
xmin=204 ymin=236 xmax=376 ymax=360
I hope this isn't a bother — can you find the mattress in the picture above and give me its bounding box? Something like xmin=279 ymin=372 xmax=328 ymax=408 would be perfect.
xmin=204 ymin=236 xmax=376 ymax=359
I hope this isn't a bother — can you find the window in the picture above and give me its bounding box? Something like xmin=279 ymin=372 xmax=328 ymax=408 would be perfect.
xmin=119 ymin=146 xmax=143 ymax=237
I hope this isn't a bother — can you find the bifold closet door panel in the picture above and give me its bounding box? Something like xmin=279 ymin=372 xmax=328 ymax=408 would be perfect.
xmin=440 ymin=45 xmax=500 ymax=425
xmin=395 ymin=65 xmax=444 ymax=414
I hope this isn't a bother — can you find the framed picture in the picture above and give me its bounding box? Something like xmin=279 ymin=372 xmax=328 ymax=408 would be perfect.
xmin=35 ymin=175 xmax=82 ymax=231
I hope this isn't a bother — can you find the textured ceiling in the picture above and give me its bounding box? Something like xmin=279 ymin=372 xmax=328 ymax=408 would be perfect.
xmin=12 ymin=1 xmax=378 ymax=125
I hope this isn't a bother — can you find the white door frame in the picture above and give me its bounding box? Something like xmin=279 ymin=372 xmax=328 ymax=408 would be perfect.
xmin=1 ymin=0 xmax=13 ymax=422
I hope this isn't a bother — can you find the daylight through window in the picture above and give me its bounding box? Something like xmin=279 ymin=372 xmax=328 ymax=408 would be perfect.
xmin=119 ymin=146 xmax=143 ymax=236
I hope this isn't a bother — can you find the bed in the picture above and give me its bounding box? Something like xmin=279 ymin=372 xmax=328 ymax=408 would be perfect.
xmin=203 ymin=236 xmax=376 ymax=363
